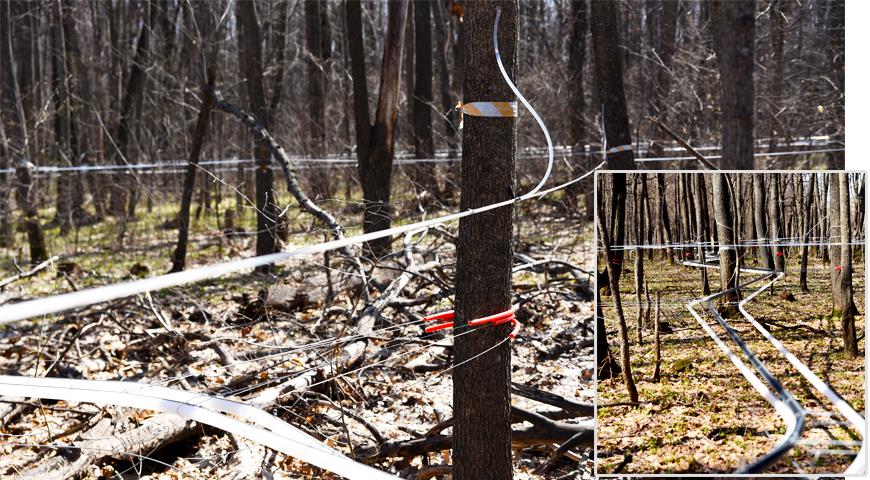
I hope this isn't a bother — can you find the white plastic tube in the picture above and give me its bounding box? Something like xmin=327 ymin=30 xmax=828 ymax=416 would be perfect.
xmin=0 ymin=376 xmax=396 ymax=479
xmin=493 ymin=7 xmax=553 ymax=199
xmin=738 ymin=272 xmax=866 ymax=474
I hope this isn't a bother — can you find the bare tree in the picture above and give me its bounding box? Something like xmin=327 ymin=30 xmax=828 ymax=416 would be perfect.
xmin=237 ymin=0 xmax=279 ymax=268
xmin=411 ymin=0 xmax=437 ymax=196
xmin=347 ymin=0 xmax=409 ymax=258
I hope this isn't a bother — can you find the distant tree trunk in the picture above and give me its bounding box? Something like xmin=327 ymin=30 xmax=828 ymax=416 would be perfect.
xmin=647 ymin=0 xmax=678 ymax=133
xmin=837 ymin=173 xmax=858 ymax=358
xmin=767 ymin=0 xmax=786 ymax=151
xmin=753 ymin=174 xmax=774 ymax=269
xmin=565 ymin=0 xmax=589 ymax=216
xmin=597 ymin=176 xmax=639 ymax=404
xmin=110 ymin=2 xmax=151 ymax=220
xmin=634 ymin=174 xmax=645 ymax=346
xmin=590 ymin=0 xmax=634 ymax=171
xmin=652 ymin=289 xmax=661 ymax=382
xmin=412 ymin=0 xmax=437 ymax=195
xmin=347 ymin=0 xmax=409 ymax=258
xmin=305 ymin=0 xmax=331 ymax=200
xmin=712 ymin=0 xmax=755 ymax=169
xmin=768 ymin=173 xmax=785 ymax=273
xmin=171 ymin=69 xmax=215 ymax=273
xmin=431 ymin=0 xmax=457 ymax=150
xmin=799 ymin=173 xmax=815 ymax=292
xmin=656 ymin=173 xmax=674 ymax=262
xmin=15 ymin=161 xmax=48 ymax=265
xmin=713 ymin=173 xmax=738 ymax=306
xmin=452 ymin=4 xmax=516 ymax=479
xmin=237 ymin=0 xmax=279 ymax=268
xmin=818 ymin=173 xmax=830 ymax=263
xmin=693 ymin=174 xmax=710 ymax=294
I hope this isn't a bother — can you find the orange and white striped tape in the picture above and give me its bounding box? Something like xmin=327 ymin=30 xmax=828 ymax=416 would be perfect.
xmin=459 ymin=101 xmax=518 ymax=118
xmin=607 ymin=144 xmax=633 ymax=154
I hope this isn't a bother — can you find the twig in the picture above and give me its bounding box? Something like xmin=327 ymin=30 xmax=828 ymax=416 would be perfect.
xmin=0 ymin=255 xmax=60 ymax=290
xmin=647 ymin=117 xmax=718 ymax=170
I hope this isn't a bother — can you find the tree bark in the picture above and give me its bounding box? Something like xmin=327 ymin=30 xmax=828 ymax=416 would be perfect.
xmin=452 ymin=3 xmax=517 ymax=479
xmin=712 ymin=0 xmax=755 ymax=169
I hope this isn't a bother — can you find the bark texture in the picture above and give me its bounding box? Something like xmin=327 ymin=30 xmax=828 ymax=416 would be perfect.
xmin=452 ymin=3 xmax=517 ymax=478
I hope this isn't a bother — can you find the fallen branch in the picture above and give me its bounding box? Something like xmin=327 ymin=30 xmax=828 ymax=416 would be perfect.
xmin=0 ymin=255 xmax=60 ymax=290
xmin=647 ymin=117 xmax=718 ymax=170
xmin=511 ymin=382 xmax=594 ymax=417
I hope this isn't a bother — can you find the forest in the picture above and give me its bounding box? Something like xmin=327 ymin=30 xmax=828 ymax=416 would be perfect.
xmin=0 ymin=0 xmax=850 ymax=479
xmin=596 ymin=171 xmax=865 ymax=474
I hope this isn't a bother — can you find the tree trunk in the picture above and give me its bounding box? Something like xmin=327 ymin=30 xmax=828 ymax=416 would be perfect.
xmin=348 ymin=0 xmax=409 ymax=258
xmin=171 ymin=68 xmax=215 ymax=272
xmin=590 ymin=0 xmax=633 ymax=170
xmin=656 ymin=173 xmax=674 ymax=262
xmin=712 ymin=0 xmax=755 ymax=169
xmin=799 ymin=173 xmax=815 ymax=292
xmin=431 ymin=0 xmax=457 ymax=150
xmin=837 ymin=173 xmax=858 ymax=357
xmin=452 ymin=4 xmax=516 ymax=479
xmin=305 ymin=0 xmax=331 ymax=200
xmin=565 ymin=0 xmax=589 ymax=216
xmin=597 ymin=175 xmax=639 ymax=404
xmin=713 ymin=173 xmax=738 ymax=307
xmin=693 ymin=174 xmax=710 ymax=294
xmin=753 ymin=174 xmax=774 ymax=269
xmin=634 ymin=174 xmax=645 ymax=346
xmin=768 ymin=173 xmax=785 ymax=273
xmin=412 ymin=0 xmax=437 ymax=195
xmin=15 ymin=161 xmax=48 ymax=265
xmin=237 ymin=0 xmax=278 ymax=268
xmin=111 ymin=2 xmax=151 ymax=220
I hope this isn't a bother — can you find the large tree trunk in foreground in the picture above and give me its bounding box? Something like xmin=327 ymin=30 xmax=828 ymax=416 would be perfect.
xmin=712 ymin=0 xmax=755 ymax=169
xmin=452 ymin=3 xmax=516 ymax=479
xmin=237 ymin=0 xmax=279 ymax=268
xmin=347 ymin=0 xmax=409 ymax=258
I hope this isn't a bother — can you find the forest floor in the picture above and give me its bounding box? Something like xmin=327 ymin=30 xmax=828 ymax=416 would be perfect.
xmin=0 ymin=193 xmax=594 ymax=479
xmin=597 ymin=252 xmax=866 ymax=475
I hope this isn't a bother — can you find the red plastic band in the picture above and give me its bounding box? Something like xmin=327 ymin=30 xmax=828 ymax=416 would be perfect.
xmin=836 ymin=265 xmax=843 ymax=271
xmin=776 ymin=251 xmax=784 ymax=257
xmin=424 ymin=321 xmax=455 ymax=333
xmin=610 ymin=257 xmax=622 ymax=265
xmin=421 ymin=307 xmax=518 ymax=340
xmin=423 ymin=311 xmax=454 ymax=323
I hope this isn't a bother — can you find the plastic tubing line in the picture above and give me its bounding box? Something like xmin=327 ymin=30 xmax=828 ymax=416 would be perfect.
xmin=738 ymin=272 xmax=866 ymax=474
xmin=0 ymin=156 xmax=602 ymax=325
xmin=686 ymin=293 xmax=802 ymax=473
xmin=683 ymin=262 xmax=804 ymax=473
xmin=494 ymin=7 xmax=553 ymax=199
xmin=0 ymin=376 xmax=397 ymax=480
xmin=703 ymin=299 xmax=805 ymax=473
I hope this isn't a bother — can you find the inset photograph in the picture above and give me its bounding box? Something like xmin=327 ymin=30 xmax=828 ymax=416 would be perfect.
xmin=595 ymin=171 xmax=866 ymax=475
